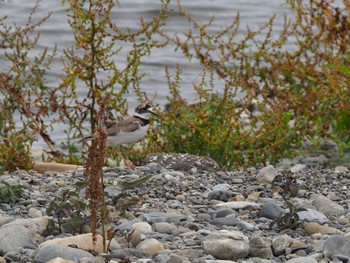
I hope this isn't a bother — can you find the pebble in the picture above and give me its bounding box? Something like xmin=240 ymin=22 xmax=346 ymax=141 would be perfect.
xmin=259 ymin=201 xmax=286 ymax=220
xmin=249 ymin=236 xmax=273 ymax=258
xmin=0 ymin=155 xmax=348 ymax=262
xmin=256 ymin=165 xmax=277 ymax=183
xmin=214 ymin=201 xmax=260 ymax=210
xmin=153 ymin=222 xmax=176 ymax=234
xmin=202 ymin=235 xmax=249 ymax=260
xmin=272 ymin=234 xmax=293 ymax=256
xmin=135 ymin=238 xmax=165 ymax=256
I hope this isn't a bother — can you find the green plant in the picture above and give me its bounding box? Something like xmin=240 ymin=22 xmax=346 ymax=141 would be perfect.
xmin=270 ymin=200 xmax=305 ymax=230
xmin=0 ymin=1 xmax=59 ymax=171
xmin=1 ymin=0 xmax=169 ymax=167
xmin=46 ymin=186 xmax=89 ymax=235
xmin=0 ymin=182 xmax=23 ymax=203
xmin=58 ymin=0 xmax=169 ymax=163
xmin=142 ymin=0 xmax=350 ymax=169
xmin=270 ymin=171 xmax=304 ymax=230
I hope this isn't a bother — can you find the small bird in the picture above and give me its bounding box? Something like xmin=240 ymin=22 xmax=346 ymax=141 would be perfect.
xmin=81 ymin=103 xmax=159 ymax=167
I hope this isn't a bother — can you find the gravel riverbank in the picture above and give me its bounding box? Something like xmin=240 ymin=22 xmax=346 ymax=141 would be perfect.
xmin=0 ymin=153 xmax=349 ymax=263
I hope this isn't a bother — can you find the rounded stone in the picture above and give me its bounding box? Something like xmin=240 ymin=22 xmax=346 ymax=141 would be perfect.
xmin=34 ymin=244 xmax=93 ymax=262
xmin=259 ymin=201 xmax=286 ymax=220
xmin=131 ymin=222 xmax=152 ymax=233
xmin=130 ymin=229 xmax=143 ymax=248
xmin=136 ymin=238 xmax=165 ymax=256
xmin=323 ymin=235 xmax=350 ymax=259
xmin=303 ymin=222 xmax=342 ymax=235
xmin=272 ymin=234 xmax=293 ymax=256
xmin=297 ymin=208 xmax=328 ymax=224
xmin=202 ymin=235 xmax=249 ymax=260
xmin=153 ymin=222 xmax=176 ymax=234
xmin=39 ymin=233 xmax=105 ymax=253
xmin=249 ymin=236 xmax=273 ymax=258
xmin=310 ymin=194 xmax=345 ymax=219
xmin=47 ymin=257 xmax=75 ymax=263
xmin=257 ymin=165 xmax=277 ymax=183
xmin=212 ymin=183 xmax=230 ymax=191
xmin=2 ymin=217 xmax=50 ymax=237
xmin=28 ymin=207 xmax=43 ymax=218
xmin=0 ymin=225 xmax=35 ymax=253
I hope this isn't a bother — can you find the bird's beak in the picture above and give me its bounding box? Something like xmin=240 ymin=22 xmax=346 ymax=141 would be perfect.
xmin=147 ymin=107 xmax=159 ymax=117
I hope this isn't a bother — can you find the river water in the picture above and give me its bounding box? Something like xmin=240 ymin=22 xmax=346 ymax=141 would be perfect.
xmin=0 ymin=0 xmax=293 ymax=146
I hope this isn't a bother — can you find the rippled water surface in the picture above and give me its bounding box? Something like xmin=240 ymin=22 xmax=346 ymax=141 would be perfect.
xmin=1 ymin=0 xmax=294 ymax=145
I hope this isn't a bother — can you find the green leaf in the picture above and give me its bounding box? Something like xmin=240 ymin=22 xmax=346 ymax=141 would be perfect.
xmin=118 ymin=174 xmax=153 ymax=191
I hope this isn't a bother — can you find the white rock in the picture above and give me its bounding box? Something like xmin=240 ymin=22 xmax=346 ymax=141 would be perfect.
xmin=153 ymin=222 xmax=176 ymax=234
xmin=290 ymin=164 xmax=306 ymax=173
xmin=272 ymin=234 xmax=293 ymax=256
xmin=217 ymin=229 xmax=249 ymax=242
xmin=2 ymin=217 xmax=50 ymax=237
xmin=202 ymin=235 xmax=249 ymax=260
xmin=28 ymin=207 xmax=43 ymax=218
xmin=47 ymin=257 xmax=75 ymax=263
xmin=132 ymin=222 xmax=152 ymax=233
xmin=335 ymin=166 xmax=348 ymax=174
xmin=136 ymin=238 xmax=165 ymax=256
xmin=214 ymin=201 xmax=260 ymax=210
xmin=40 ymin=233 xmax=105 ymax=253
xmin=297 ymin=208 xmax=329 ymax=224
xmin=257 ymin=165 xmax=277 ymax=183
xmin=212 ymin=183 xmax=230 ymax=191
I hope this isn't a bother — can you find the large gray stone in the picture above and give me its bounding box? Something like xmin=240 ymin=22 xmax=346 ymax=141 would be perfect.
xmin=297 ymin=208 xmax=329 ymax=224
xmin=2 ymin=217 xmax=50 ymax=237
xmin=259 ymin=201 xmax=286 ymax=220
xmin=153 ymin=222 xmax=176 ymax=234
xmin=310 ymin=194 xmax=345 ymax=219
xmin=0 ymin=225 xmax=36 ymax=253
xmin=202 ymin=234 xmax=249 ymax=260
xmin=249 ymin=236 xmax=273 ymax=258
xmin=323 ymin=235 xmax=350 ymax=259
xmin=136 ymin=238 xmax=165 ymax=256
xmin=34 ymin=244 xmax=93 ymax=263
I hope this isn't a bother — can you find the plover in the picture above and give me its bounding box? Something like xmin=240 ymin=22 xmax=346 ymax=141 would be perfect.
xmin=81 ymin=103 xmax=158 ymax=166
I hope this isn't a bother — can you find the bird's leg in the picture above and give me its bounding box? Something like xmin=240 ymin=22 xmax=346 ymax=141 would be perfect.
xmin=112 ymin=146 xmax=134 ymax=169
xmin=123 ymin=146 xmax=134 ymax=169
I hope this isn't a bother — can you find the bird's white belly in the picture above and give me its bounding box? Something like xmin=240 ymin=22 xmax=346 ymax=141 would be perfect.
xmin=106 ymin=124 xmax=149 ymax=147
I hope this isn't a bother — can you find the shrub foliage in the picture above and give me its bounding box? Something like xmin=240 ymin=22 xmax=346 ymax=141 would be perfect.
xmin=0 ymin=0 xmax=349 ymax=171
xmin=147 ymin=0 xmax=350 ymax=168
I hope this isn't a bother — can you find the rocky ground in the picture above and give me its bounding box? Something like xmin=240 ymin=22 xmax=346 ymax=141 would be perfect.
xmin=0 ymin=152 xmax=349 ymax=263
